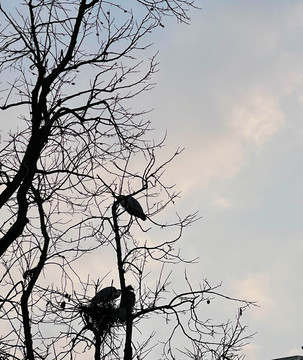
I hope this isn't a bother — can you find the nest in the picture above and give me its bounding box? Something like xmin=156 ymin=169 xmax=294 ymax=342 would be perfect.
xmin=80 ymin=302 xmax=122 ymax=336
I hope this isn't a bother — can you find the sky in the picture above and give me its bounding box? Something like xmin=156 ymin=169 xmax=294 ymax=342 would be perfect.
xmin=138 ymin=1 xmax=303 ymax=359
xmin=1 ymin=1 xmax=303 ymax=359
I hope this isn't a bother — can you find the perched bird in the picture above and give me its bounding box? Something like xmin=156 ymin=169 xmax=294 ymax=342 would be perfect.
xmin=120 ymin=285 xmax=136 ymax=310
xmin=91 ymin=286 xmax=121 ymax=304
xmin=118 ymin=285 xmax=136 ymax=322
xmin=119 ymin=195 xmax=146 ymax=221
xmin=125 ymin=285 xmax=136 ymax=309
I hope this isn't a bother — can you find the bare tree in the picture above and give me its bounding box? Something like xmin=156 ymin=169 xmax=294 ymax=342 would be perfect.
xmin=0 ymin=1 xmax=254 ymax=359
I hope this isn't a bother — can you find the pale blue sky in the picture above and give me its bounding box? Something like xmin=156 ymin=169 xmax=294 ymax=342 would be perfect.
xmin=140 ymin=1 xmax=303 ymax=359
xmin=1 ymin=1 xmax=303 ymax=359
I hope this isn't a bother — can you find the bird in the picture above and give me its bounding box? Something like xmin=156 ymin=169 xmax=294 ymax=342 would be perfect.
xmin=125 ymin=285 xmax=136 ymax=309
xmin=120 ymin=285 xmax=136 ymax=310
xmin=91 ymin=286 xmax=121 ymax=304
xmin=119 ymin=195 xmax=147 ymax=221
xmin=118 ymin=285 xmax=136 ymax=322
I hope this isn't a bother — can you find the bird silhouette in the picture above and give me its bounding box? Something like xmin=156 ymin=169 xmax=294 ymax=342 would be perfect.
xmin=118 ymin=285 xmax=136 ymax=322
xmin=91 ymin=286 xmax=121 ymax=304
xmin=119 ymin=195 xmax=146 ymax=221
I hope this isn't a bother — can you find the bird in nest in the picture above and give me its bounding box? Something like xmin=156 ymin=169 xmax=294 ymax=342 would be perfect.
xmin=91 ymin=286 xmax=121 ymax=304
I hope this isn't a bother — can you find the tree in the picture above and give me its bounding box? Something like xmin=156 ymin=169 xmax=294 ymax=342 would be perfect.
xmin=0 ymin=1 xmax=254 ymax=359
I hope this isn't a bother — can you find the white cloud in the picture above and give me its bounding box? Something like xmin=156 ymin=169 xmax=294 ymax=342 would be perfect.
xmin=165 ymin=88 xmax=284 ymax=196
xmin=163 ymin=131 xmax=245 ymax=195
xmin=231 ymin=272 xmax=276 ymax=319
xmin=230 ymin=88 xmax=285 ymax=148
xmin=210 ymin=196 xmax=232 ymax=209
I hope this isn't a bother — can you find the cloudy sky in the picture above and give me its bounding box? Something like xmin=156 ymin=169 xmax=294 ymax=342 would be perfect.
xmin=140 ymin=1 xmax=303 ymax=359
xmin=1 ymin=1 xmax=302 ymax=359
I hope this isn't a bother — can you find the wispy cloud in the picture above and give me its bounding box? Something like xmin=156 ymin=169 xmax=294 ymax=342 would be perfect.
xmin=232 ymin=272 xmax=276 ymax=319
xmin=230 ymin=87 xmax=285 ymax=148
xmin=210 ymin=196 xmax=232 ymax=209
